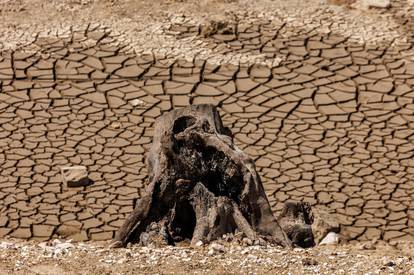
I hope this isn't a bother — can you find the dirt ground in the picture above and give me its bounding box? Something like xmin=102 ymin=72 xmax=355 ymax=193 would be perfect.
xmin=0 ymin=238 xmax=413 ymax=274
xmin=1 ymin=0 xmax=412 ymax=60
xmin=1 ymin=0 xmax=414 ymax=274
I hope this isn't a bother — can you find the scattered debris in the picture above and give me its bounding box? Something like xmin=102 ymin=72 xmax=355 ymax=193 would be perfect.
xmin=1 ymin=238 xmax=413 ymax=274
xmin=302 ymin=257 xmax=318 ymax=266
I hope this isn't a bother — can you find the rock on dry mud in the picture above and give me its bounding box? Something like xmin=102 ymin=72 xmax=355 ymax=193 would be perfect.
xmin=60 ymin=166 xmax=91 ymax=187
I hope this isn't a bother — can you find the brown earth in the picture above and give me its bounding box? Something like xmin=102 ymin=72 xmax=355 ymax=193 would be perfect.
xmin=0 ymin=0 xmax=414 ymax=247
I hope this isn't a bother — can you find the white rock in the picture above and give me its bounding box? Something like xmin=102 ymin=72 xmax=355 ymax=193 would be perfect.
xmin=130 ymin=99 xmax=145 ymax=107
xmin=361 ymin=0 xmax=391 ymax=9
xmin=195 ymin=240 xmax=203 ymax=247
xmin=319 ymin=232 xmax=339 ymax=245
xmin=60 ymin=166 xmax=90 ymax=187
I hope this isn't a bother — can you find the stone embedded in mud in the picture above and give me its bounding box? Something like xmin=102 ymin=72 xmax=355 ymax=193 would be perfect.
xmin=60 ymin=166 xmax=92 ymax=188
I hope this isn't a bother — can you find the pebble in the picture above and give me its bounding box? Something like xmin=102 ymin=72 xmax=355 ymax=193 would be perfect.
xmin=242 ymin=238 xmax=253 ymax=246
xmin=130 ymin=99 xmax=145 ymax=107
xmin=361 ymin=0 xmax=391 ymax=9
xmin=319 ymin=232 xmax=339 ymax=245
xmin=209 ymin=243 xmax=226 ymax=253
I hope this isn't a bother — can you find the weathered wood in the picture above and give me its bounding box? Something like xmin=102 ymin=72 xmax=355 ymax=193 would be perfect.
xmin=278 ymin=202 xmax=315 ymax=248
xmin=112 ymin=104 xmax=292 ymax=247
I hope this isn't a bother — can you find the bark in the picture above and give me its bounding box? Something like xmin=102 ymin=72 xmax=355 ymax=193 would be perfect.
xmin=112 ymin=104 xmax=292 ymax=248
xmin=277 ymin=202 xmax=315 ymax=248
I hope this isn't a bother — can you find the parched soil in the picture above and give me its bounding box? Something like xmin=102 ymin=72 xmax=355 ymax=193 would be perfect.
xmin=1 ymin=1 xmax=414 ymax=273
xmin=0 ymin=238 xmax=414 ymax=274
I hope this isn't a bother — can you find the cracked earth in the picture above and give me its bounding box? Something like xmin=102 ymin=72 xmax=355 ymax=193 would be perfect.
xmin=0 ymin=0 xmax=414 ymax=273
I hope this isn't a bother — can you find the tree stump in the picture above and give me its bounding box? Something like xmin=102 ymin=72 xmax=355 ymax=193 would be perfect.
xmin=112 ymin=104 xmax=291 ymax=247
xmin=278 ymin=202 xmax=315 ymax=248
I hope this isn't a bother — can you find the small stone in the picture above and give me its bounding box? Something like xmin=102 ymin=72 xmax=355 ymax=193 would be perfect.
xmin=195 ymin=240 xmax=203 ymax=247
xmin=319 ymin=232 xmax=339 ymax=245
xmin=361 ymin=0 xmax=391 ymax=8
xmin=130 ymin=98 xmax=145 ymax=107
xmin=302 ymin=257 xmax=318 ymax=266
xmin=46 ymin=240 xmax=76 ymax=257
xmin=209 ymin=243 xmax=225 ymax=253
xmin=60 ymin=166 xmax=91 ymax=187
xmin=207 ymin=248 xmax=215 ymax=256
xmin=384 ymin=261 xmax=396 ymax=267
xmin=242 ymin=238 xmax=253 ymax=246
xmin=358 ymin=239 xmax=378 ymax=250
xmin=110 ymin=121 xmax=122 ymax=129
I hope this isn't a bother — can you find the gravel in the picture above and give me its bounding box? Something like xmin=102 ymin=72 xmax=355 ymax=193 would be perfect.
xmin=0 ymin=238 xmax=413 ymax=274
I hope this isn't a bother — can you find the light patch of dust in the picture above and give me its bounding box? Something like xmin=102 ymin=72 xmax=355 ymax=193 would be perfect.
xmin=0 ymin=0 xmax=412 ymax=65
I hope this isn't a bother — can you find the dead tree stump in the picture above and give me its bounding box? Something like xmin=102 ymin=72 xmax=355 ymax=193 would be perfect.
xmin=112 ymin=104 xmax=291 ymax=247
xmin=278 ymin=202 xmax=315 ymax=248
